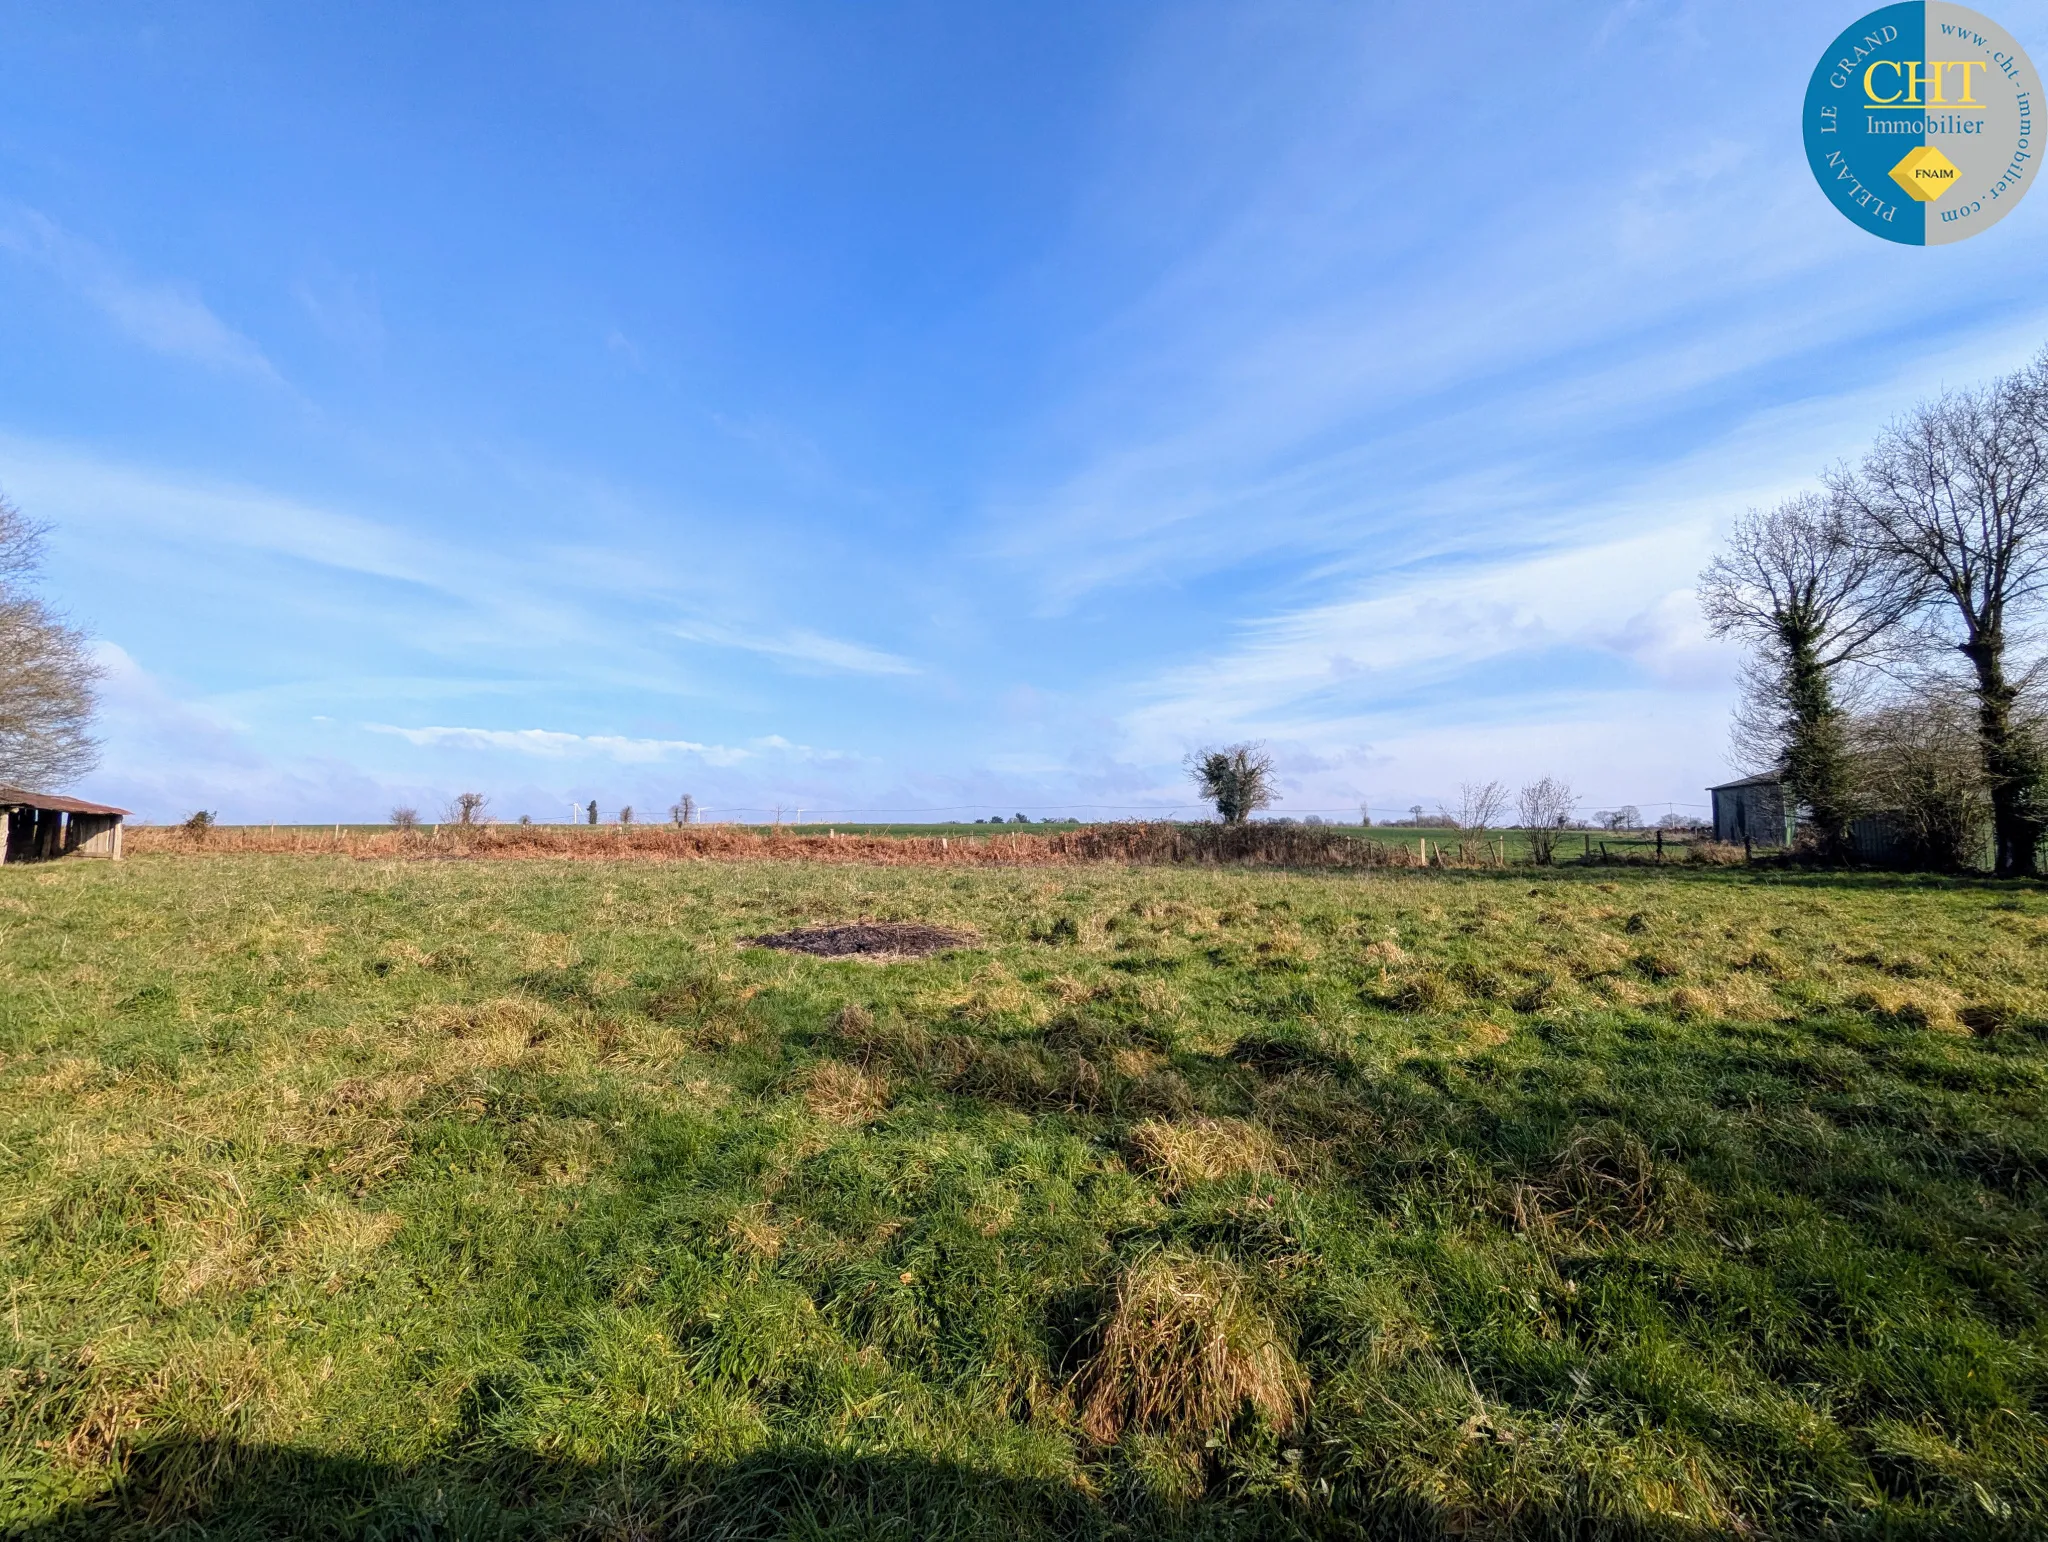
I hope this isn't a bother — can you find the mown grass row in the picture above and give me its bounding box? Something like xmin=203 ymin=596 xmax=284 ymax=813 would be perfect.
xmin=0 ymin=856 xmax=2044 ymax=1538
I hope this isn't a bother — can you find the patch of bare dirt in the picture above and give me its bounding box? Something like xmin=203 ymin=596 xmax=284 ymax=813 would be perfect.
xmin=744 ymin=922 xmax=976 ymax=961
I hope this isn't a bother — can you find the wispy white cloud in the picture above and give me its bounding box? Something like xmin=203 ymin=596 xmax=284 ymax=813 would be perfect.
xmin=362 ymin=723 xmax=848 ymax=767
xmin=0 ymin=203 xmax=277 ymax=378
xmin=0 ymin=437 xmax=668 ymax=681
xmin=6 ymin=439 xmax=439 ymax=586
xmin=77 ymin=643 xmax=405 ymax=822
xmin=1120 ymin=526 xmax=1730 ymax=751
xmin=671 ymin=619 xmax=918 ymax=676
xmin=292 ymin=263 xmax=386 ymax=358
xmin=4 ymin=436 xmax=923 ymax=699
xmin=366 ymin=723 xmax=747 ymax=764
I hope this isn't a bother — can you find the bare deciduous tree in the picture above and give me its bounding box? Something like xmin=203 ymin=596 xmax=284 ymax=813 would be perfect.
xmin=448 ymin=792 xmax=489 ymax=825
xmin=0 ymin=494 xmax=100 ymax=790
xmin=671 ymin=793 xmax=696 ymax=825
xmin=1834 ymin=351 xmax=2048 ymax=875
xmin=1700 ymin=492 xmax=1917 ymax=860
xmin=1457 ymin=780 xmax=1508 ymax=830
xmin=1849 ymin=690 xmax=1990 ymax=871
xmin=1517 ymin=776 xmax=1576 ymax=865
xmin=1187 ymin=743 xmax=1277 ymax=826
xmin=390 ymin=806 xmax=420 ymax=830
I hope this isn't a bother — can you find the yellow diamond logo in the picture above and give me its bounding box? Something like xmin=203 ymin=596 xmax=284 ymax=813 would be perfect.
xmin=1890 ymin=145 xmax=1961 ymax=202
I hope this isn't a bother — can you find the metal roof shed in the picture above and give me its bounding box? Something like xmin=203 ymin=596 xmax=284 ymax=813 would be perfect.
xmin=1707 ymin=774 xmax=1794 ymax=848
xmin=0 ymin=788 xmax=129 ymax=862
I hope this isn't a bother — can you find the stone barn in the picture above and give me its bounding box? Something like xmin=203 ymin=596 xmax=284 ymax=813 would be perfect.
xmin=1708 ymin=774 xmax=1794 ymax=848
xmin=0 ymin=788 xmax=128 ymax=862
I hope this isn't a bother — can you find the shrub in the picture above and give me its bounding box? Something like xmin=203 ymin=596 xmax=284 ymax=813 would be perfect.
xmin=1517 ymin=777 xmax=1576 ymax=864
xmin=1458 ymin=780 xmax=1509 ymax=829
xmin=1850 ymin=693 xmax=1990 ymax=869
xmin=181 ymin=810 xmax=216 ymax=839
xmin=389 ymin=807 xmax=420 ymax=831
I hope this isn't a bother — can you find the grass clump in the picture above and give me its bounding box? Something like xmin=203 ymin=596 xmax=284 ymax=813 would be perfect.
xmin=802 ymin=1060 xmax=891 ymax=1125
xmin=1074 ymin=1248 xmax=1305 ymax=1446
xmin=1126 ymin=1117 xmax=1281 ymax=1191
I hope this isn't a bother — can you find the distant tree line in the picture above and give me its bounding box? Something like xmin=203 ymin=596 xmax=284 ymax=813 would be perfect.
xmin=1186 ymin=746 xmax=1697 ymax=866
xmin=1700 ymin=344 xmax=2048 ymax=874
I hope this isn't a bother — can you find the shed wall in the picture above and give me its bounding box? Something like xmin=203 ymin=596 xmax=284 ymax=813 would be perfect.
xmin=1712 ymin=783 xmax=1792 ymax=846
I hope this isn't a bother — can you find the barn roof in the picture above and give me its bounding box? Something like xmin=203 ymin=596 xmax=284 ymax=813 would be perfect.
xmin=0 ymin=787 xmax=131 ymax=816
xmin=1707 ymin=774 xmax=1782 ymax=792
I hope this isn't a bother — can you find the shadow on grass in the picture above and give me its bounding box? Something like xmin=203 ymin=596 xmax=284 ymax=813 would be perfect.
xmin=1461 ymin=864 xmax=2048 ymax=895
xmin=11 ymin=1437 xmax=1743 ymax=1542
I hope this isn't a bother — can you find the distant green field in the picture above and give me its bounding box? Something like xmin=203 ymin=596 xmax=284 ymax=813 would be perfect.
xmin=10 ymin=854 xmax=2015 ymax=1539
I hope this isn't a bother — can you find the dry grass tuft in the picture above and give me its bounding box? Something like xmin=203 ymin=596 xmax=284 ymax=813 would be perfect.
xmin=1385 ymin=969 xmax=1462 ymax=1013
xmin=284 ymin=1202 xmax=402 ymax=1281
xmin=1687 ymin=841 xmax=1749 ymax=865
xmin=156 ymin=1185 xmax=264 ymax=1305
xmin=803 ymin=1060 xmax=891 ymax=1125
xmin=1075 ymin=1249 xmax=1305 ymax=1445
xmin=1846 ymin=982 xmax=1964 ymax=1034
xmin=1453 ymin=1017 xmax=1512 ymax=1051
xmin=1533 ymin=1124 xmax=1700 ymax=1239
xmin=1127 ymin=1117 xmax=1281 ymax=1190
xmin=1667 ymin=977 xmax=1776 ymax=1022
xmin=726 ymin=1202 xmax=785 ymax=1260
xmin=1666 ymin=986 xmax=1715 ymax=1020
xmin=408 ymin=997 xmax=551 ymax=1068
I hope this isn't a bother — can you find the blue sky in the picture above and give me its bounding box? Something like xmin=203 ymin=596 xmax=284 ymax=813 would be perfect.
xmin=3 ymin=0 xmax=2046 ymax=825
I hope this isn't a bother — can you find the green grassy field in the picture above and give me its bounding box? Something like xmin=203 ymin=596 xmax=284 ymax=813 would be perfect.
xmin=1 ymin=855 xmax=2043 ymax=1538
